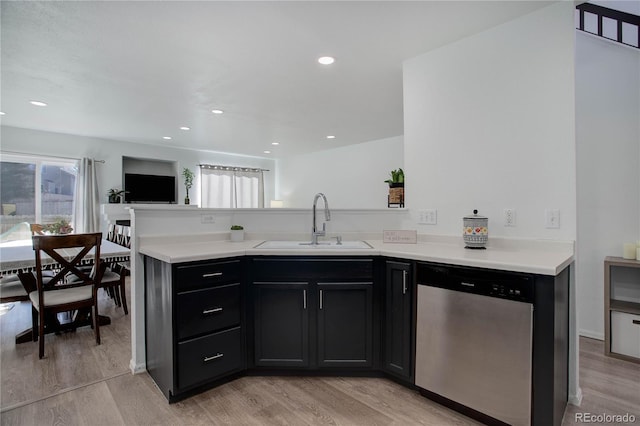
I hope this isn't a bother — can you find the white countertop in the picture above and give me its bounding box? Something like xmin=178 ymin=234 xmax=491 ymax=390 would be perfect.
xmin=139 ymin=236 xmax=573 ymax=276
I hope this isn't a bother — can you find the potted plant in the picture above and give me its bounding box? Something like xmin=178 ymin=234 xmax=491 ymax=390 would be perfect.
xmin=107 ymin=188 xmax=126 ymax=204
xmin=182 ymin=168 xmax=195 ymax=205
xmin=384 ymin=168 xmax=404 ymax=187
xmin=43 ymin=218 xmax=74 ymax=234
xmin=230 ymin=225 xmax=244 ymax=242
xmin=385 ymin=168 xmax=405 ymax=207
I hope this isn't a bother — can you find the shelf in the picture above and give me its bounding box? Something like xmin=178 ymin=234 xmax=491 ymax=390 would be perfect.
xmin=605 ymin=256 xmax=640 ymax=364
xmin=605 ymin=256 xmax=640 ymax=268
xmin=610 ymin=299 xmax=640 ymax=316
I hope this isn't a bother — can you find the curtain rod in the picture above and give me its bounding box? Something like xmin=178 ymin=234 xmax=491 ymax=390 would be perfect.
xmin=199 ymin=163 xmax=269 ymax=172
xmin=1 ymin=151 xmax=104 ymax=163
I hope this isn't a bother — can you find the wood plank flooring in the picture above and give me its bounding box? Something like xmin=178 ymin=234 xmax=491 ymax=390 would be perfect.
xmin=1 ymin=280 xmax=638 ymax=425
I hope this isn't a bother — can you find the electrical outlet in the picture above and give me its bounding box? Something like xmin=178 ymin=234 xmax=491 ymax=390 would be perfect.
xmin=504 ymin=209 xmax=516 ymax=227
xmin=545 ymin=209 xmax=560 ymax=229
xmin=201 ymin=214 xmax=215 ymax=224
xmin=418 ymin=209 xmax=437 ymax=225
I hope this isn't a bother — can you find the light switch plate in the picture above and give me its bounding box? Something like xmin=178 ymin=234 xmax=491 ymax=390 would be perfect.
xmin=545 ymin=209 xmax=560 ymax=228
xmin=418 ymin=209 xmax=437 ymax=225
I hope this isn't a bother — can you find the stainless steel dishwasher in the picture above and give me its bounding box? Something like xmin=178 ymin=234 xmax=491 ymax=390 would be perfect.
xmin=415 ymin=263 xmax=534 ymax=426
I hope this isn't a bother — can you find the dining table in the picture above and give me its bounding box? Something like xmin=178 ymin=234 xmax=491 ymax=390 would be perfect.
xmin=0 ymin=237 xmax=130 ymax=344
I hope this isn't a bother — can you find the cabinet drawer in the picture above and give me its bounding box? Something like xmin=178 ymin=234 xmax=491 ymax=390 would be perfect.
xmin=175 ymin=259 xmax=240 ymax=291
xmin=177 ymin=327 xmax=243 ymax=390
xmin=176 ymin=283 xmax=241 ymax=340
xmin=611 ymin=311 xmax=640 ymax=359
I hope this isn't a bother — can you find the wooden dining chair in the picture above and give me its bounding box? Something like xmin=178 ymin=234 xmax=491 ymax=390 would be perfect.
xmin=30 ymin=233 xmax=104 ymax=359
xmin=98 ymin=262 xmax=128 ymax=315
xmin=30 ymin=223 xmax=46 ymax=236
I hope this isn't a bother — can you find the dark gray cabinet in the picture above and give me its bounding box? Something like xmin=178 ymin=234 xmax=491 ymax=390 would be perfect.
xmin=145 ymin=257 xmax=245 ymax=402
xmin=317 ymin=282 xmax=373 ymax=368
xmin=383 ymin=260 xmax=413 ymax=381
xmin=254 ymin=282 xmax=309 ymax=367
xmin=250 ymin=257 xmax=375 ymax=370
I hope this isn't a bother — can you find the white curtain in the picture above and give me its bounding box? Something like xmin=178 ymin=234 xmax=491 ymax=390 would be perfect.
xmin=201 ymin=167 xmax=264 ymax=208
xmin=75 ymin=158 xmax=100 ymax=232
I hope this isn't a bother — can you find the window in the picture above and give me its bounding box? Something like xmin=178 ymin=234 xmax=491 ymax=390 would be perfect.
xmin=200 ymin=166 xmax=264 ymax=208
xmin=0 ymin=153 xmax=78 ymax=234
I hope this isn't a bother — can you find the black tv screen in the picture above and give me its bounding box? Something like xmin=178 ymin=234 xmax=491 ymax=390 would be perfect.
xmin=124 ymin=173 xmax=176 ymax=203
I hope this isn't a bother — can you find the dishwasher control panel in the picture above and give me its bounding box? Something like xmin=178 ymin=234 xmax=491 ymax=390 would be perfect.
xmin=416 ymin=262 xmax=534 ymax=303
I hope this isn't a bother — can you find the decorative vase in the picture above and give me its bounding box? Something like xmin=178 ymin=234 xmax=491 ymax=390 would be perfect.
xmin=185 ymin=188 xmax=190 ymax=205
xmin=108 ymin=195 xmax=121 ymax=204
xmin=230 ymin=230 xmax=244 ymax=242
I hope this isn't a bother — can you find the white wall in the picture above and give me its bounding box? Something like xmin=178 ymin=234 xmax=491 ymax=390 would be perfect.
xmin=402 ymin=2 xmax=576 ymax=241
xmin=0 ymin=126 xmax=276 ymax=215
xmin=575 ymin=32 xmax=640 ymax=339
xmin=277 ymin=136 xmax=403 ymax=208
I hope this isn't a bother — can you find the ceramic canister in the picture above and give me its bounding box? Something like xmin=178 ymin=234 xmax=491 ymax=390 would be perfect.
xmin=463 ymin=209 xmax=488 ymax=249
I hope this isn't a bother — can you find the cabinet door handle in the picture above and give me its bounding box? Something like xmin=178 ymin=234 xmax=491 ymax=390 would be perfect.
xmin=202 ymin=307 xmax=223 ymax=315
xmin=303 ymin=289 xmax=307 ymax=310
xmin=633 ymin=320 xmax=640 ymax=325
xmin=202 ymin=272 xmax=223 ymax=278
xmin=319 ymin=289 xmax=324 ymax=310
xmin=402 ymin=270 xmax=408 ymax=295
xmin=203 ymin=353 xmax=224 ymax=363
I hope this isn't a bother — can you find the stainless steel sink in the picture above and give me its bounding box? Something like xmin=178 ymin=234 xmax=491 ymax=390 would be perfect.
xmin=254 ymin=240 xmax=373 ymax=249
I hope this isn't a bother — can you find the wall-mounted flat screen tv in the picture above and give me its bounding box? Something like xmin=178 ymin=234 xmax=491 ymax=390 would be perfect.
xmin=124 ymin=173 xmax=176 ymax=203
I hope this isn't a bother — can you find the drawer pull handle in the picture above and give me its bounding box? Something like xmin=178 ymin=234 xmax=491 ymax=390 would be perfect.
xmin=202 ymin=272 xmax=223 ymax=278
xmin=303 ymin=289 xmax=307 ymax=310
xmin=633 ymin=320 xmax=640 ymax=325
xmin=402 ymin=270 xmax=408 ymax=295
xmin=204 ymin=353 xmax=224 ymax=362
xmin=203 ymin=307 xmax=223 ymax=315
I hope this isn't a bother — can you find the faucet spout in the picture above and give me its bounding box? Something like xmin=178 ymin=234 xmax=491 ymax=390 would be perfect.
xmin=312 ymin=193 xmax=330 ymax=244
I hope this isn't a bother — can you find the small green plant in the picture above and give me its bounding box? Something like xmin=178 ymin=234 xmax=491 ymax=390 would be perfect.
xmin=182 ymin=168 xmax=195 ymax=204
xmin=230 ymin=225 xmax=244 ymax=230
xmin=384 ymin=168 xmax=404 ymax=185
xmin=182 ymin=168 xmax=194 ymax=190
xmin=43 ymin=218 xmax=73 ymax=234
xmin=107 ymin=188 xmax=126 ymax=203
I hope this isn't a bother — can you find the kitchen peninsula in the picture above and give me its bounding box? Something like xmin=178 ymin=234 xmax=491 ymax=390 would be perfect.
xmin=138 ymin=227 xmax=573 ymax=426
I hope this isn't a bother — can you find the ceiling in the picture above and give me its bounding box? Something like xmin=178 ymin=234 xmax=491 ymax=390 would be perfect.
xmin=1 ymin=1 xmax=554 ymax=159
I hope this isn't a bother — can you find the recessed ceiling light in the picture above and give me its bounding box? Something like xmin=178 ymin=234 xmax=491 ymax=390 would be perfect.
xmin=179 ymin=126 xmax=190 ymax=131
xmin=29 ymin=100 xmax=47 ymax=107
xmin=0 ymin=112 xmax=5 ymax=115
xmin=211 ymin=109 xmax=224 ymax=114
xmin=163 ymin=136 xmax=172 ymax=140
xmin=263 ymin=150 xmax=271 ymax=154
xmin=326 ymin=135 xmax=336 ymax=139
xmin=271 ymin=142 xmax=279 ymax=146
xmin=318 ymin=56 xmax=335 ymax=65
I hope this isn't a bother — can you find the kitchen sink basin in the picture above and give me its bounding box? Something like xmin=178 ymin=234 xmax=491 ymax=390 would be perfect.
xmin=254 ymin=240 xmax=373 ymax=249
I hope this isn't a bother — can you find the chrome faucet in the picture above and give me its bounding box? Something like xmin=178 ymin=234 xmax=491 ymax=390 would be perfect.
xmin=311 ymin=192 xmax=331 ymax=244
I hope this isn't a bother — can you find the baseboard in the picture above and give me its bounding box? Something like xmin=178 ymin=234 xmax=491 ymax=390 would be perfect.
xmin=569 ymin=386 xmax=583 ymax=406
xmin=130 ymin=359 xmax=146 ymax=375
xmin=578 ymin=329 xmax=604 ymax=341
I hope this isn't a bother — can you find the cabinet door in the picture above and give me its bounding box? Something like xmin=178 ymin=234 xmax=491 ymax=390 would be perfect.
xmin=384 ymin=261 xmax=412 ymax=380
xmin=254 ymin=282 xmax=310 ymax=367
xmin=317 ymin=282 xmax=373 ymax=368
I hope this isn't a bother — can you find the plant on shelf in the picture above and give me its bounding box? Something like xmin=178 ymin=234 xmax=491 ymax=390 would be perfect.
xmin=385 ymin=168 xmax=405 ymax=208
xmin=43 ymin=218 xmax=73 ymax=234
xmin=107 ymin=188 xmax=126 ymax=204
xmin=182 ymin=168 xmax=195 ymax=205
xmin=230 ymin=225 xmax=244 ymax=242
xmin=384 ymin=168 xmax=405 ymax=187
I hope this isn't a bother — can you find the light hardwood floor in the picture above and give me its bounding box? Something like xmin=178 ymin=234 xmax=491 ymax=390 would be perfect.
xmin=1 ymin=280 xmax=638 ymax=425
